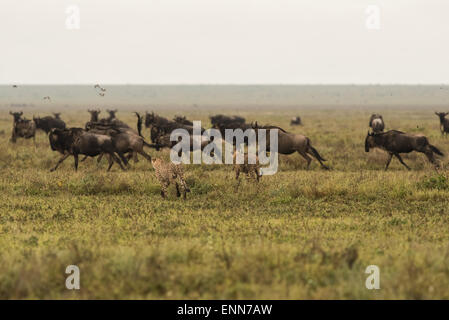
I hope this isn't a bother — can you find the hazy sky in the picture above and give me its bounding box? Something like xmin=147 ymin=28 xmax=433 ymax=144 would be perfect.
xmin=1 ymin=0 xmax=448 ymax=84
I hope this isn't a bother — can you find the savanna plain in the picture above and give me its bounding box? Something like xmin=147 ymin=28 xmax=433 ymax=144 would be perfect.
xmin=1 ymin=104 xmax=449 ymax=299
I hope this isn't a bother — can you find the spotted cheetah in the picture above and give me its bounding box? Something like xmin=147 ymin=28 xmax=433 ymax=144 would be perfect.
xmin=151 ymin=158 xmax=190 ymax=199
xmin=233 ymin=151 xmax=261 ymax=188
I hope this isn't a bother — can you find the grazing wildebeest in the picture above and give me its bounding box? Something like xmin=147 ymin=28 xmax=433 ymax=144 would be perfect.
xmin=48 ymin=128 xmax=128 ymax=172
xmin=435 ymin=112 xmax=449 ymax=136
xmin=88 ymin=109 xmax=101 ymax=122
xmin=290 ymin=116 xmax=302 ymax=126
xmin=253 ymin=122 xmax=329 ymax=170
xmin=365 ymin=130 xmax=443 ymax=170
xmin=33 ymin=115 xmax=66 ymax=133
xmin=369 ymin=114 xmax=385 ymax=133
xmin=10 ymin=111 xmax=36 ymax=143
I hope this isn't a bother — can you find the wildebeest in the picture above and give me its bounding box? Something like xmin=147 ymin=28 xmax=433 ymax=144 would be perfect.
xmin=210 ymin=115 xmax=245 ymax=128
xmin=145 ymin=112 xmax=205 ymax=147
xmin=33 ymin=115 xmax=66 ymax=133
xmin=435 ymin=112 xmax=449 ymax=136
xmin=145 ymin=111 xmax=171 ymax=128
xmin=48 ymin=128 xmax=128 ymax=172
xmin=88 ymin=109 xmax=101 ymax=122
xmin=253 ymin=122 xmax=329 ymax=170
xmin=173 ymin=115 xmax=193 ymax=126
xmin=365 ymin=130 xmax=443 ymax=170
xmin=290 ymin=116 xmax=302 ymax=126
xmin=83 ymin=113 xmax=156 ymax=164
xmin=106 ymin=109 xmax=117 ymax=121
xmin=10 ymin=111 xmax=36 ymax=143
xmin=369 ymin=114 xmax=385 ymax=133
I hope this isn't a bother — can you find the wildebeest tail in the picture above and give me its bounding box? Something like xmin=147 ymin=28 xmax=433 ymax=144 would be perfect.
xmin=310 ymin=146 xmax=326 ymax=161
xmin=430 ymin=145 xmax=444 ymax=156
xmin=135 ymin=112 xmax=143 ymax=137
xmin=307 ymin=139 xmax=326 ymax=161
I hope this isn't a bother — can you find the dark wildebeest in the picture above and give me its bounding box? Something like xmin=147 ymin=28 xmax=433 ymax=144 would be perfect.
xmin=210 ymin=115 xmax=246 ymax=128
xmin=106 ymin=109 xmax=117 ymax=121
xmin=365 ymin=130 xmax=443 ymax=170
xmin=88 ymin=109 xmax=101 ymax=122
xmin=145 ymin=111 xmax=171 ymax=129
xmin=173 ymin=115 xmax=193 ymax=126
xmin=369 ymin=114 xmax=385 ymax=133
xmin=435 ymin=112 xmax=449 ymax=136
xmin=48 ymin=128 xmax=128 ymax=172
xmin=33 ymin=115 xmax=66 ymax=133
xmin=83 ymin=113 xmax=156 ymax=164
xmin=290 ymin=116 xmax=302 ymax=126
xmin=253 ymin=122 xmax=329 ymax=170
xmin=10 ymin=111 xmax=36 ymax=143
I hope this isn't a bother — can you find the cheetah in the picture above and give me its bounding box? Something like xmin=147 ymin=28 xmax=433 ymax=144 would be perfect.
xmin=151 ymin=158 xmax=190 ymax=199
xmin=233 ymin=151 xmax=261 ymax=188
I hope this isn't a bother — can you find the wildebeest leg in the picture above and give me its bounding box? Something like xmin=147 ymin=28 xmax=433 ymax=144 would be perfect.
xmin=110 ymin=153 xmax=127 ymax=171
xmin=133 ymin=151 xmax=139 ymax=163
xmin=394 ymin=153 xmax=411 ymax=170
xmin=297 ymin=150 xmax=312 ymax=169
xmin=97 ymin=153 xmax=104 ymax=163
xmin=423 ymin=150 xmax=439 ymax=169
xmin=50 ymin=153 xmax=71 ymax=172
xmin=306 ymin=148 xmax=329 ymax=170
xmin=384 ymin=153 xmax=393 ymax=171
xmin=106 ymin=154 xmax=114 ymax=171
xmin=74 ymin=154 xmax=79 ymax=171
xmin=81 ymin=155 xmax=89 ymax=162
xmin=116 ymin=152 xmax=128 ymax=167
xmin=137 ymin=150 xmax=152 ymax=162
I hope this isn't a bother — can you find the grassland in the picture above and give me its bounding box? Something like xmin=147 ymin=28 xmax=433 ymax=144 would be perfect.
xmin=0 ymin=105 xmax=449 ymax=299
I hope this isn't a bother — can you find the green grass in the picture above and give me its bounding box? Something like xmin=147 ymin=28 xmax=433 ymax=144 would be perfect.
xmin=1 ymin=107 xmax=449 ymax=299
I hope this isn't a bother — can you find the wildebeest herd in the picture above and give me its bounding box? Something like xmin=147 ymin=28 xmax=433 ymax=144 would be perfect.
xmin=7 ymin=110 xmax=448 ymax=198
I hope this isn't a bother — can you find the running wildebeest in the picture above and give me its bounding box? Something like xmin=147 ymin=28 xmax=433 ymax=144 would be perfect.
xmin=435 ymin=112 xmax=449 ymax=136
xmin=252 ymin=122 xmax=329 ymax=170
xmin=365 ymin=130 xmax=443 ymax=170
xmin=48 ymin=127 xmax=128 ymax=172
xmin=83 ymin=115 xmax=155 ymax=165
xmin=10 ymin=111 xmax=36 ymax=143
xmin=290 ymin=116 xmax=302 ymax=126
xmin=33 ymin=115 xmax=66 ymax=133
xmin=369 ymin=114 xmax=385 ymax=133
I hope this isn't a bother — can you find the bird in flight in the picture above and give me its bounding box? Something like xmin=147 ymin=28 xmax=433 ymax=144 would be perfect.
xmin=43 ymin=96 xmax=51 ymax=101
